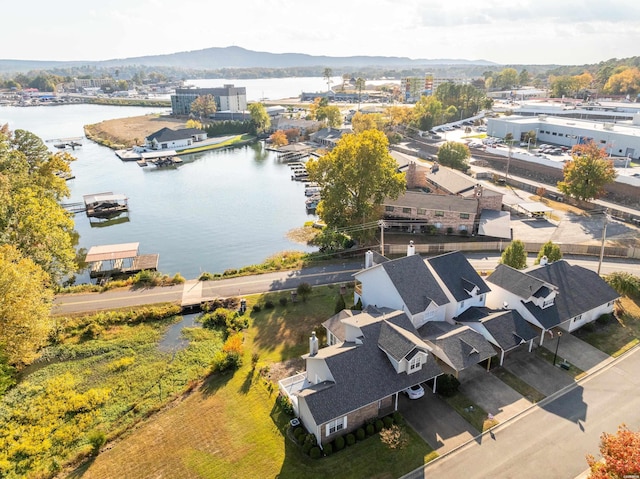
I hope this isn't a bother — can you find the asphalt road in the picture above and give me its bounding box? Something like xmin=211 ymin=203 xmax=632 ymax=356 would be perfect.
xmin=54 ymin=254 xmax=640 ymax=315
xmin=401 ymin=347 xmax=640 ymax=479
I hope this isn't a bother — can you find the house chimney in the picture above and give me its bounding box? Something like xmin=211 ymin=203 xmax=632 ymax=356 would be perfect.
xmin=540 ymin=255 xmax=548 ymax=266
xmin=309 ymin=331 xmax=319 ymax=356
xmin=365 ymin=250 xmax=374 ymax=268
xmin=407 ymin=240 xmax=415 ymax=257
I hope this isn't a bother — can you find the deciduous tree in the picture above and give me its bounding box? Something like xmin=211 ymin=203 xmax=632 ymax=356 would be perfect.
xmin=323 ymin=68 xmax=333 ymax=92
xmin=0 ymin=245 xmax=53 ymax=366
xmin=306 ymin=129 xmax=405 ymax=238
xmin=586 ymin=424 xmax=640 ymax=478
xmin=351 ymin=111 xmax=383 ymax=133
xmin=269 ymin=130 xmax=288 ymax=148
xmin=437 ymin=141 xmax=471 ymax=171
xmin=316 ymin=105 xmax=342 ymax=128
xmin=248 ymin=102 xmax=271 ymax=133
xmin=190 ymin=94 xmax=217 ymax=120
xmin=557 ymin=141 xmax=616 ymax=201
xmin=501 ymin=240 xmax=528 ymax=270
xmin=535 ymin=241 xmax=563 ymax=265
xmin=604 ymin=67 xmax=640 ymax=96
xmin=412 ymin=95 xmax=443 ymax=131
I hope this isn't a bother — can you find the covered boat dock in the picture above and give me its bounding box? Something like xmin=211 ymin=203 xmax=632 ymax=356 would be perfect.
xmin=85 ymin=242 xmax=159 ymax=279
xmin=83 ymin=192 xmax=128 ymax=218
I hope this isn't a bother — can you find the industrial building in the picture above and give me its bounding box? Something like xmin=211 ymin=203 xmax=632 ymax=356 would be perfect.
xmin=171 ymin=84 xmax=247 ymax=116
xmin=487 ymin=114 xmax=640 ymax=160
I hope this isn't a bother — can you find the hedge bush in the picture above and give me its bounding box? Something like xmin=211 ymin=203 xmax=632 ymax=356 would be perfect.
xmin=366 ymin=423 xmax=375 ymax=436
xmin=375 ymin=419 xmax=384 ymax=432
xmin=356 ymin=428 xmax=365 ymax=441
xmin=323 ymin=442 xmax=333 ymax=456
xmin=346 ymin=433 xmax=356 ymax=446
xmin=309 ymin=446 xmax=321 ymax=459
xmin=383 ymin=416 xmax=394 ymax=428
xmin=392 ymin=411 xmax=404 ymax=426
xmin=334 ymin=435 xmax=345 ymax=451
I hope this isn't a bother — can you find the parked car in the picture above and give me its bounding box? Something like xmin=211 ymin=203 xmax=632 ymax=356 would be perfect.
xmin=403 ymin=384 xmax=425 ymax=400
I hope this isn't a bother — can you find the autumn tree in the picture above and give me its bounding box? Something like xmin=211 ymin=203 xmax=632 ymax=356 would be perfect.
xmin=306 ymin=129 xmax=405 ymax=239
xmin=269 ymin=130 xmax=288 ymax=148
xmin=316 ymin=105 xmax=342 ymax=128
xmin=493 ymin=68 xmax=518 ymax=90
xmin=248 ymin=102 xmax=271 ymax=134
xmin=0 ymin=245 xmax=53 ymax=366
xmin=185 ymin=119 xmax=203 ymax=130
xmin=534 ymin=241 xmax=563 ymax=265
xmin=604 ymin=67 xmax=640 ymax=96
xmin=190 ymin=94 xmax=217 ymax=120
xmin=0 ymin=128 xmax=77 ymax=280
xmin=437 ymin=141 xmax=471 ymax=171
xmin=351 ymin=111 xmax=384 ymax=133
xmin=557 ymin=141 xmax=617 ymax=201
xmin=283 ymin=128 xmax=300 ymax=143
xmin=355 ymin=77 xmax=366 ymax=108
xmin=501 ymin=240 xmax=528 ymax=270
xmin=586 ymin=424 xmax=640 ymax=478
xmin=412 ymin=95 xmax=444 ymax=131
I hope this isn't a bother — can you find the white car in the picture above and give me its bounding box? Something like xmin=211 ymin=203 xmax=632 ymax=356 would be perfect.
xmin=403 ymin=384 xmax=425 ymax=400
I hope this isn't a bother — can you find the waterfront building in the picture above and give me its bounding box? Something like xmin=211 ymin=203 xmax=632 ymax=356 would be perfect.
xmin=171 ymin=84 xmax=247 ymax=116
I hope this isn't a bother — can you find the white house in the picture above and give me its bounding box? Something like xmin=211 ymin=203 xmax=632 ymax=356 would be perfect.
xmin=143 ymin=127 xmax=207 ymax=151
xmin=485 ymin=260 xmax=619 ymax=344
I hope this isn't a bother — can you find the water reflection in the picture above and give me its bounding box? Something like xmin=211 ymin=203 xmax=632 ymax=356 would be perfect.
xmin=158 ymin=313 xmax=201 ymax=353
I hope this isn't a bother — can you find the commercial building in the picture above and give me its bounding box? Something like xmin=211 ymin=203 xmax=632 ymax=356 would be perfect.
xmin=171 ymin=84 xmax=247 ymax=116
xmin=487 ymin=115 xmax=640 ymax=160
xmin=402 ymin=75 xmax=471 ymax=102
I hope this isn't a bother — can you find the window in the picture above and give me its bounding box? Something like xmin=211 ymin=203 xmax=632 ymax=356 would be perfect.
xmin=402 ymin=207 xmax=411 ymax=214
xmin=435 ymin=210 xmax=444 ymax=217
xmin=418 ymin=208 xmax=426 ymax=215
xmin=409 ymin=355 xmax=422 ymax=371
xmin=460 ymin=213 xmax=470 ymax=219
xmin=326 ymin=416 xmax=347 ymax=436
xmin=385 ymin=206 xmax=394 ymax=212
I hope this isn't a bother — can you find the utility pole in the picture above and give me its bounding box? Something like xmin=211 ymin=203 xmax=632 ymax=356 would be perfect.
xmin=597 ymin=209 xmax=609 ymax=275
xmin=378 ymin=220 xmax=385 ymax=256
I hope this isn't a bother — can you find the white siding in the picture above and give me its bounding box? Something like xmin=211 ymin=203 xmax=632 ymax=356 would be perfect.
xmin=356 ymin=267 xmax=404 ymax=311
xmin=306 ymin=358 xmax=334 ymax=384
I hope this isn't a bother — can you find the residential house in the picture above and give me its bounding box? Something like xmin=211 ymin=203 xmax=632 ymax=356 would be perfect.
xmin=354 ymin=249 xmax=497 ymax=375
xmin=309 ymin=128 xmax=350 ymax=149
xmin=485 ymin=260 xmax=620 ymax=344
xmin=143 ymin=127 xmax=207 ymax=151
xmin=278 ymin=308 xmax=442 ymax=447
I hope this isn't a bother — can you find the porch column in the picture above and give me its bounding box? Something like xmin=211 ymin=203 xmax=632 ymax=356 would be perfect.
xmin=394 ymin=392 xmax=398 ymax=411
xmin=432 ymin=376 xmax=437 ymax=393
xmin=528 ymin=339 xmax=534 ymax=352
xmin=540 ymin=329 xmax=546 ymax=346
xmin=500 ymin=350 xmax=505 ymax=366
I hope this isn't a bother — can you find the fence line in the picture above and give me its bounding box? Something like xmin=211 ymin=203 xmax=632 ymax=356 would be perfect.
xmin=383 ymin=241 xmax=640 ymax=260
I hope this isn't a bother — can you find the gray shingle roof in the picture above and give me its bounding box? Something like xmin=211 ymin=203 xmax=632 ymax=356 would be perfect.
xmin=300 ymin=311 xmax=442 ymax=425
xmin=380 ymin=254 xmax=450 ymax=314
xmin=384 ymin=191 xmax=478 ymax=214
xmin=427 ymin=251 xmax=491 ymax=302
xmin=425 ymin=166 xmax=477 ymax=195
xmin=146 ymin=127 xmax=204 ymax=143
xmin=418 ymin=321 xmax=496 ymax=371
xmin=457 ymin=307 xmax=537 ymax=351
xmin=487 ymin=264 xmax=551 ymax=299
xmin=524 ymin=260 xmax=620 ymax=328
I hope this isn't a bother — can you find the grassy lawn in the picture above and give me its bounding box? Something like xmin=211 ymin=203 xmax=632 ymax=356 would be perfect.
xmin=179 ymin=134 xmax=255 ymax=155
xmin=535 ymin=346 xmax=585 ymax=378
xmin=62 ymin=285 xmax=437 ymax=479
xmin=573 ymin=297 xmax=640 ymax=357
xmin=441 ymin=392 xmax=497 ymax=432
xmin=491 ymin=367 xmax=546 ymax=403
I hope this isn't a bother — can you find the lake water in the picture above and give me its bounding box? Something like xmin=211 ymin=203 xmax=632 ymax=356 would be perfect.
xmin=0 ymin=102 xmax=318 ymax=283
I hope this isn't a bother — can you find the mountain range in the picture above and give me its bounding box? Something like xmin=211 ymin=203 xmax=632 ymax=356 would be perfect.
xmin=0 ymin=46 xmax=498 ymax=73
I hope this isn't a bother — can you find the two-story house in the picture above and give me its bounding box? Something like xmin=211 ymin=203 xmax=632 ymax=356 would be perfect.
xmin=486 ymin=260 xmax=619 ymax=344
xmin=143 ymin=127 xmax=207 ymax=151
xmin=278 ymin=308 xmax=442 ymax=447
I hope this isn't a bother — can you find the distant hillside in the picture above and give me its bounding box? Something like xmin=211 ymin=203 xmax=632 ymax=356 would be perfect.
xmin=0 ymin=46 xmax=498 ymax=73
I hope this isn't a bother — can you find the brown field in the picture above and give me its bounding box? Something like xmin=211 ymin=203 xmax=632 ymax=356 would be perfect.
xmin=84 ymin=114 xmax=187 ymax=148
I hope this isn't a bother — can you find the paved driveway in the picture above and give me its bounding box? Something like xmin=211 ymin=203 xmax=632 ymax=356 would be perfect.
xmin=458 ymin=364 xmax=532 ymax=423
xmin=503 ymin=347 xmax=573 ymax=396
xmin=541 ymin=332 xmax=610 ymax=373
xmin=400 ymin=391 xmax=477 ymax=454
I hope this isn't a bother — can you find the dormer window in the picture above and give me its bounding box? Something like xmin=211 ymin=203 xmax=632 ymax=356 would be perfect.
xmin=542 ymin=298 xmax=553 ymax=308
xmin=409 ymin=355 xmax=422 ymax=372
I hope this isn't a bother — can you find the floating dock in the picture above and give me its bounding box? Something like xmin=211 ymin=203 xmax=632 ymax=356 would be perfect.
xmin=83 ymin=192 xmax=129 ymax=218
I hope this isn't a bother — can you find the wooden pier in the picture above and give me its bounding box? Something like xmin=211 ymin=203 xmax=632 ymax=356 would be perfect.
xmin=83 ymin=192 xmax=128 ymax=218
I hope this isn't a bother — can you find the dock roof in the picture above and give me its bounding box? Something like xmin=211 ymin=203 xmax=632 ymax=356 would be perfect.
xmin=83 ymin=192 xmax=127 ymax=205
xmin=85 ymin=243 xmax=140 ymax=263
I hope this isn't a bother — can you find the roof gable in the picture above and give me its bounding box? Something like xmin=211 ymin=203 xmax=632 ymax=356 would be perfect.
xmin=427 ymin=251 xmax=491 ymax=302
xmin=380 ymin=254 xmax=450 ymax=314
xmin=487 ymin=264 xmax=551 ymax=299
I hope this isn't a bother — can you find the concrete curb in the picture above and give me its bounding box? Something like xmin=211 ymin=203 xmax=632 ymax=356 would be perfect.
xmin=399 ymin=343 xmax=640 ymax=479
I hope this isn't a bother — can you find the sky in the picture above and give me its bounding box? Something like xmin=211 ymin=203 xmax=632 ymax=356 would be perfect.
xmin=4 ymin=0 xmax=640 ymax=66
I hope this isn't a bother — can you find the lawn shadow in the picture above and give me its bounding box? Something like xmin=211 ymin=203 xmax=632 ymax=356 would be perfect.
xmin=198 ymin=369 xmax=235 ymax=397
xmin=65 ymin=455 xmax=96 ymax=478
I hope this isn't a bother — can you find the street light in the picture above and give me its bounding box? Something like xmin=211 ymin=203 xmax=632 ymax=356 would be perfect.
xmin=553 ymin=331 xmax=563 ymax=366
